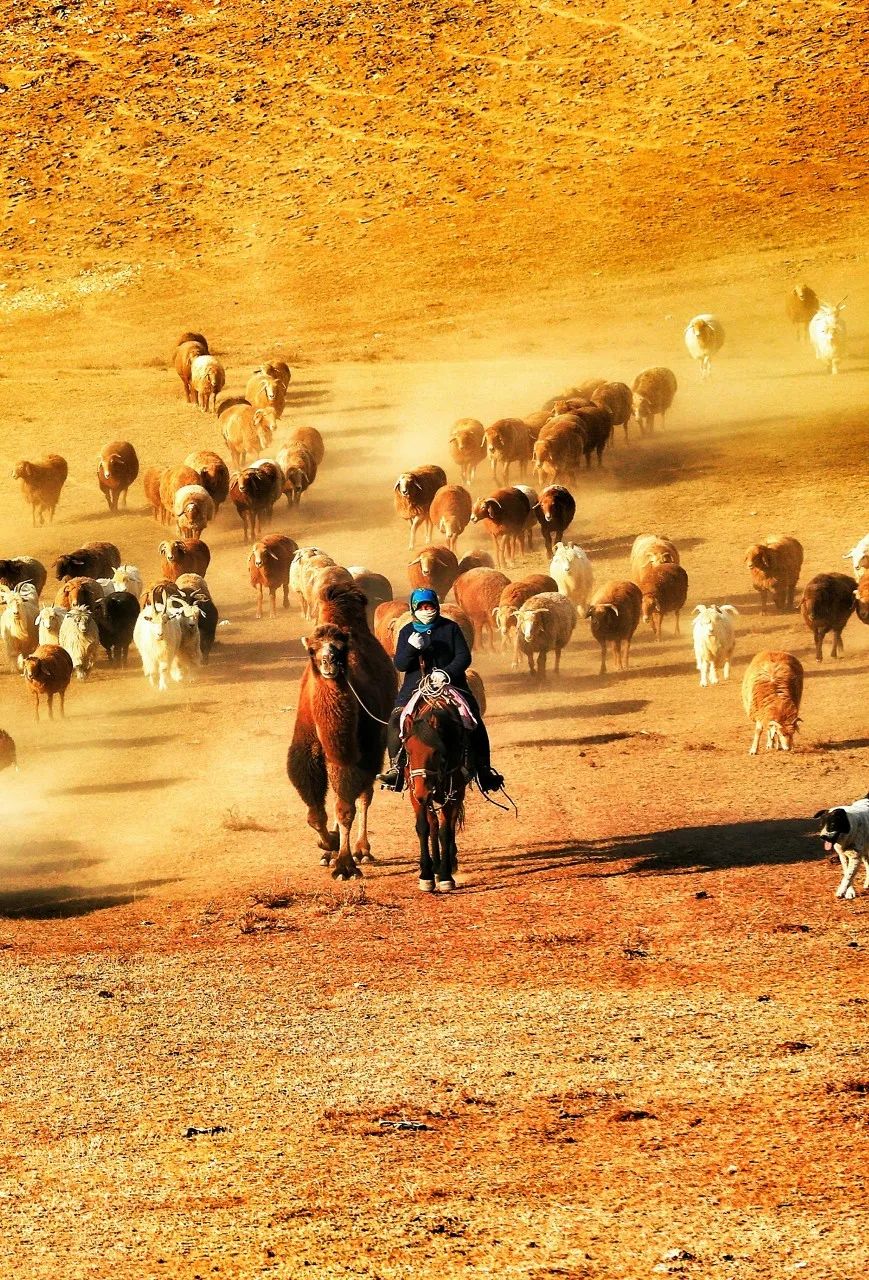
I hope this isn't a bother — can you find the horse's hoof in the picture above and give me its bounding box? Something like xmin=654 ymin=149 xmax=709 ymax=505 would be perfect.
xmin=436 ymin=879 xmax=455 ymax=893
xmin=418 ymin=879 xmax=435 ymax=893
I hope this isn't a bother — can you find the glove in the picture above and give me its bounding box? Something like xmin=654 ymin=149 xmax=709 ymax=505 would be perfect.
xmin=408 ymin=632 xmax=428 ymax=650
xmin=428 ymin=669 xmax=449 ymax=691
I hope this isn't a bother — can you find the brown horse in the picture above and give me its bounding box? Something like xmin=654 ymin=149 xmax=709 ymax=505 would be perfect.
xmin=287 ymin=585 xmax=397 ymax=879
xmin=404 ymin=699 xmax=467 ymax=893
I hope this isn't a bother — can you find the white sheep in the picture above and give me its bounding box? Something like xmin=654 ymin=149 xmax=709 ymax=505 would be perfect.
xmin=548 ymin=542 xmax=593 ymax=610
xmin=133 ymin=604 xmax=183 ymax=692
xmin=843 ymin=534 xmax=869 ymax=577
xmin=692 ymin=604 xmax=739 ymax=687
xmin=170 ymin=599 xmax=203 ymax=680
xmin=36 ymin=604 xmax=67 ymax=646
xmin=684 ymin=314 xmax=725 ymax=379
xmin=190 ymin=354 xmax=226 ymax=412
xmin=809 ymin=301 xmax=846 ymax=374
xmin=58 ymin=605 xmax=100 ymax=680
xmin=513 ymin=592 xmax=578 ymax=680
xmin=112 ymin=564 xmax=144 ymax=599
xmin=0 ymin=586 xmax=39 ymax=671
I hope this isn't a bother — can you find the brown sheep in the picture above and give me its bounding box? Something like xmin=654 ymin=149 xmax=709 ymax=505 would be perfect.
xmin=394 ymin=465 xmax=448 ymax=549
xmin=484 ymin=418 xmax=533 ymax=484
xmin=448 ymin=419 xmax=486 ymax=485
xmin=586 ymin=580 xmax=643 ymax=675
xmin=0 ymin=729 xmax=16 ymax=772
xmin=173 ymin=484 xmax=216 ymax=542
xmin=441 ymin=605 xmax=476 ymax=651
xmin=532 ymin=416 xmax=583 ymax=485
xmin=229 ymin=464 xmax=281 ymax=541
xmin=470 ymin=487 xmax=532 ymax=569
xmin=742 ymin=650 xmax=804 ymax=754
xmin=159 ymin=465 xmax=199 ymax=522
xmin=786 ymin=284 xmax=820 ymax=342
xmin=574 ymin=404 xmax=613 ymax=468
xmin=592 ymin=382 xmax=633 ymax=443
xmin=260 ymin=360 xmax=291 ymax=391
xmin=174 ymin=338 xmax=207 ymax=401
xmin=245 ymin=370 xmax=285 ymax=417
xmin=631 ymin=367 xmax=678 ymax=435
xmin=159 ymin=539 xmax=211 ymax=581
xmin=407 ymin=545 xmax=460 ymax=600
xmin=799 ymin=572 xmax=857 ymax=661
xmin=12 ymin=455 xmax=68 ymax=526
xmin=639 ymin=563 xmax=689 ymax=638
xmin=374 ymin=600 xmax=409 ymax=655
xmin=0 ymin=557 xmax=47 ymax=596
xmin=249 ymin=534 xmax=299 ymax=619
xmin=98 ymin=440 xmax=139 ymax=512
xmin=55 ymin=542 xmax=121 ymax=581
xmin=745 ymin=536 xmax=804 ymax=613
xmin=466 ymin=667 xmax=487 ymax=717
xmin=220 ymin=403 xmax=278 ymax=469
xmin=54 ymin=577 xmax=105 ymax=611
xmin=350 ymin=570 xmax=393 ymax=629
xmin=630 ymin=534 xmax=680 ymax=582
xmin=142 ymin=465 xmax=164 ymax=521
xmin=288 ymin=425 xmax=325 ymax=467
xmin=430 ymin=484 xmax=473 ymax=552
xmin=453 ymin=566 xmax=511 ymax=650
xmin=190 ymin=354 xmax=226 ymax=412
xmin=533 ymin=486 xmax=576 ymax=557
xmin=493 ymin=574 xmax=559 ymax=654
xmin=21 ymin=645 xmax=74 ymax=721
xmin=855 ymin=573 xmax=869 ymax=626
xmin=457 ymin=551 xmax=494 ymax=575
xmin=277 ymin=442 xmax=318 ymax=506
xmin=185 ymin=451 xmax=230 ymax=513
xmin=176 ymin=331 xmax=208 ymax=352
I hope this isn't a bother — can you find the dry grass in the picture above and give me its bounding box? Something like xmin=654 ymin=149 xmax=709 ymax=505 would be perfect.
xmin=221 ymin=806 xmax=275 ymax=833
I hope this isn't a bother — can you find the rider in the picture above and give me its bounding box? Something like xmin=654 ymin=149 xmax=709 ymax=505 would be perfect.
xmin=377 ymin=587 xmax=504 ymax=793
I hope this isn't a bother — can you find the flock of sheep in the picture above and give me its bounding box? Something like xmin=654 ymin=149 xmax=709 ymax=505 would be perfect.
xmin=0 ymin=286 xmax=862 ymax=790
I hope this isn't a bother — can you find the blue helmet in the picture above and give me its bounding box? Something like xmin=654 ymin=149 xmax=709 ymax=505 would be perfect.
xmin=410 ymin=588 xmax=440 ymax=611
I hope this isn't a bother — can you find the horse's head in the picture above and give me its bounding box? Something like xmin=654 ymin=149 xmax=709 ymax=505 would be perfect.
xmin=303 ymin=624 xmax=350 ymax=680
xmin=404 ymin=706 xmax=465 ymax=807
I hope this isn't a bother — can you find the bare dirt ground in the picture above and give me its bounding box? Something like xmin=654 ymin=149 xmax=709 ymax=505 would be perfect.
xmin=2 ymin=2 xmax=869 ymax=1277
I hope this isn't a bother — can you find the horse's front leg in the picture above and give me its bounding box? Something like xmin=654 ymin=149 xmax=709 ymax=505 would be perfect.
xmin=353 ymin=784 xmax=375 ymax=864
xmin=437 ymin=807 xmax=457 ymax=890
xmin=416 ymin=801 xmax=434 ymax=891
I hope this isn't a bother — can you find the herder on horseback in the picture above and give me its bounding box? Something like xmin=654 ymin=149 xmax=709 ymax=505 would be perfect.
xmin=376 ymin=587 xmax=505 ymax=793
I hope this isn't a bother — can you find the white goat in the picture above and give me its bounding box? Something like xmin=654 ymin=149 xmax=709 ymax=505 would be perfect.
xmin=684 ymin=314 xmax=725 ymax=379
xmin=112 ymin=564 xmax=144 ymax=599
xmin=549 ymin=542 xmax=594 ymax=610
xmin=171 ymin=600 xmax=203 ymax=680
xmin=133 ymin=604 xmax=183 ymax=692
xmin=692 ymin=604 xmax=739 ymax=687
xmin=0 ymin=586 xmax=39 ymax=671
xmin=809 ymin=301 xmax=846 ymax=374
xmin=36 ymin=604 xmax=67 ymax=645
xmin=58 ymin=605 xmax=100 ymax=680
xmin=843 ymin=534 xmax=869 ymax=577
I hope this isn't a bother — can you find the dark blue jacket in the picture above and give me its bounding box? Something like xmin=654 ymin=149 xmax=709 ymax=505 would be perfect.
xmin=393 ymin=616 xmax=472 ymax=705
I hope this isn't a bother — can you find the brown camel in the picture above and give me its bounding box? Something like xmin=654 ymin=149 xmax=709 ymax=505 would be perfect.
xmin=287 ymin=585 xmax=398 ymax=879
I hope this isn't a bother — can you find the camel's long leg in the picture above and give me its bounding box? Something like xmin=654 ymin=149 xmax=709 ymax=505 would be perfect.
xmin=353 ymin=785 xmax=374 ymax=863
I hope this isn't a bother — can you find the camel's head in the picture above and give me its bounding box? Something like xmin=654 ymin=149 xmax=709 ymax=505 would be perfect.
xmin=303 ymin=624 xmax=350 ymax=680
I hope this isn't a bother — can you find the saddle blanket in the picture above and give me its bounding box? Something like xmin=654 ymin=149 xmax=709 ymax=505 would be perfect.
xmin=400 ymin=686 xmax=478 ymax=734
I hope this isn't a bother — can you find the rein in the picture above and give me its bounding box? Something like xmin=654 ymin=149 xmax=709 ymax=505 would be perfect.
xmin=344 ymin=676 xmax=391 ymax=725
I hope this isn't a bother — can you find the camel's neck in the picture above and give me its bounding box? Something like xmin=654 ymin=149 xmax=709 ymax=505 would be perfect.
xmin=311 ymin=672 xmax=359 ymax=764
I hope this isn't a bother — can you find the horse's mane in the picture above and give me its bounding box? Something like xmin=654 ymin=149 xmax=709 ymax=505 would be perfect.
xmin=409 ymin=702 xmax=465 ymax=755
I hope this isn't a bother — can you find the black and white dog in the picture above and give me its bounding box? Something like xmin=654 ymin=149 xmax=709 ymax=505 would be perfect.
xmin=813 ymin=792 xmax=869 ymax=899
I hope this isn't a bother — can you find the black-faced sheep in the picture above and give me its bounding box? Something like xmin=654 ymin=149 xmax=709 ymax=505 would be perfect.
xmin=12 ymin=456 xmax=68 ymax=526
xmin=799 ymin=572 xmax=857 ymax=661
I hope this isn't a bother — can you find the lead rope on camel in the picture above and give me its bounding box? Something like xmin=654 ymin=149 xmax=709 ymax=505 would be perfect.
xmin=345 ymin=677 xmax=391 ymax=725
